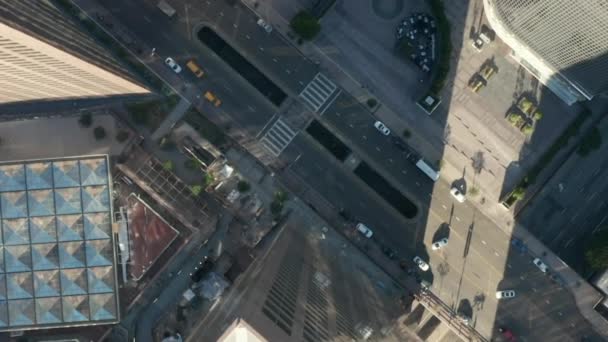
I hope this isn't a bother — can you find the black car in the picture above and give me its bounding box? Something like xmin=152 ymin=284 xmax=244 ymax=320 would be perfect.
xmin=190 ymin=257 xmax=214 ymax=282
xmin=382 ymin=246 xmax=397 ymax=259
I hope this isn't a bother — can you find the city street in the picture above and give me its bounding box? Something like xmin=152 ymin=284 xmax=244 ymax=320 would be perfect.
xmin=84 ymin=0 xmax=606 ymax=340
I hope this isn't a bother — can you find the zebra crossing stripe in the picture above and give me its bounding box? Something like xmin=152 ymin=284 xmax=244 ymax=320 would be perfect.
xmin=299 ymin=73 xmax=338 ymax=112
xmin=260 ymin=118 xmax=297 ymax=157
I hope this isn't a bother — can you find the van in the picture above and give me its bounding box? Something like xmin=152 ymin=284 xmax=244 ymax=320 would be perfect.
xmin=186 ymin=59 xmax=205 ymax=78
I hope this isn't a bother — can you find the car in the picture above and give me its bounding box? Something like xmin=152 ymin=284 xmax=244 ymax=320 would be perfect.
xmin=190 ymin=257 xmax=214 ymax=282
xmin=164 ymin=57 xmax=182 ymax=73
xmin=498 ymin=327 xmax=516 ymax=341
xmin=373 ymin=121 xmax=390 ymax=135
xmin=356 ymin=223 xmax=373 ymax=238
xmin=450 ymin=187 xmax=466 ymax=203
xmin=431 ymin=238 xmax=449 ymax=250
xmin=413 ymin=256 xmax=429 ymax=271
xmin=382 ymin=246 xmax=396 ymax=259
xmin=495 ymin=290 xmax=516 ymax=299
xmin=472 ymin=37 xmax=484 ymax=51
xmin=533 ymin=258 xmax=548 ymax=273
xmin=257 ymin=18 xmax=272 ymax=33
xmin=392 ymin=137 xmax=408 ymax=152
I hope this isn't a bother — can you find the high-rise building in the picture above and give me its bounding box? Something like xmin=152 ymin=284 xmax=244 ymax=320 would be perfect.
xmin=483 ymin=0 xmax=608 ymax=105
xmin=0 ymin=0 xmax=149 ymax=104
xmin=199 ymin=215 xmax=408 ymax=342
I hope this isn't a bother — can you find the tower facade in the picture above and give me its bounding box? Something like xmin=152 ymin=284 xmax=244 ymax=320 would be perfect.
xmin=0 ymin=0 xmax=149 ymax=104
xmin=484 ymin=0 xmax=608 ymax=104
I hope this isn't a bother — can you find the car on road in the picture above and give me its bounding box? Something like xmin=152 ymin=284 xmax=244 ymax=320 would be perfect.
xmin=495 ymin=290 xmax=516 ymax=299
xmin=431 ymin=238 xmax=449 ymax=250
xmin=413 ymin=256 xmax=429 ymax=271
xmin=450 ymin=187 xmax=466 ymax=203
xmin=498 ymin=327 xmax=516 ymax=341
xmin=373 ymin=121 xmax=390 ymax=135
xmin=533 ymin=258 xmax=548 ymax=273
xmin=164 ymin=57 xmax=182 ymax=73
xmin=257 ymin=18 xmax=272 ymax=33
xmin=382 ymin=246 xmax=396 ymax=259
xmin=356 ymin=223 xmax=373 ymax=238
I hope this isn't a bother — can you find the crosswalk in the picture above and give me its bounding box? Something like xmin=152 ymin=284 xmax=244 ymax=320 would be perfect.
xmin=260 ymin=118 xmax=297 ymax=157
xmin=299 ymin=73 xmax=339 ymax=113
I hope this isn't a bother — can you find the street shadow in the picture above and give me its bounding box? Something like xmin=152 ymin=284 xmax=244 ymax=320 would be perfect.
xmin=432 ymin=222 xmax=451 ymax=242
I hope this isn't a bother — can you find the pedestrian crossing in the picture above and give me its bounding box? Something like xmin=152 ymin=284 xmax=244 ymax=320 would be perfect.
xmin=260 ymin=117 xmax=297 ymax=157
xmin=299 ymin=73 xmax=339 ymax=113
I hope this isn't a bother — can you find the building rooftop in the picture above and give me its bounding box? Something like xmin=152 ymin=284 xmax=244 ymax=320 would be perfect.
xmin=0 ymin=156 xmax=118 ymax=331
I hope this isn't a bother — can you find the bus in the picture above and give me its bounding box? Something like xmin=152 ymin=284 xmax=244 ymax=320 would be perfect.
xmin=416 ymin=159 xmax=440 ymax=182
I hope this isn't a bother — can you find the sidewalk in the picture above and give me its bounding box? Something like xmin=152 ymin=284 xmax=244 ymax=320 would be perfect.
xmin=242 ymin=1 xmax=608 ymax=338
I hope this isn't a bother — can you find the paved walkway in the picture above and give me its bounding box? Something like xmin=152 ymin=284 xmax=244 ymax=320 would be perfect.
xmin=151 ymin=97 xmax=191 ymax=140
xmin=242 ymin=0 xmax=608 ymax=338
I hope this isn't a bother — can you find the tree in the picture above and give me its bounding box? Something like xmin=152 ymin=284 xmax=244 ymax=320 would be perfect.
xmin=190 ymin=185 xmax=203 ymax=196
xmin=403 ymin=129 xmax=412 ymax=139
xmin=366 ymin=98 xmax=377 ymax=108
xmin=585 ymin=229 xmax=608 ymax=270
xmin=290 ymin=11 xmax=320 ymax=41
xmin=79 ymin=112 xmax=93 ymax=127
xmin=237 ymin=180 xmax=251 ymax=193
xmin=184 ymin=159 xmax=198 ymax=170
xmin=162 ymin=160 xmax=174 ymax=171
xmin=93 ymin=126 xmax=106 ymax=140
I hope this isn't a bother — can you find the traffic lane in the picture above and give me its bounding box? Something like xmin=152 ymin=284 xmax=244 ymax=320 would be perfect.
xmin=286 ymin=134 xmax=422 ymax=251
xmin=183 ymin=0 xmax=316 ymax=92
xmin=102 ymin=0 xmax=278 ymax=132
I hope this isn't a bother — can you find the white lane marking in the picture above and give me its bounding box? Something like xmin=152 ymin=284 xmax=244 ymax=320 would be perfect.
xmin=245 ymin=35 xmax=251 ymax=39
xmin=143 ymin=15 xmax=152 ymax=23
xmin=481 ymin=240 xmax=486 ymax=245
xmin=455 ymin=216 xmax=461 ymax=222
xmin=415 ymin=182 xmax=420 ymax=186
xmin=376 ymin=147 xmax=381 ymax=152
xmin=362 ymin=135 xmax=367 ymax=140
xmin=442 ymin=205 xmax=447 ymax=210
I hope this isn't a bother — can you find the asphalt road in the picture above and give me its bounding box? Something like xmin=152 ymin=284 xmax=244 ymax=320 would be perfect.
xmin=92 ymin=0 xmax=604 ymax=340
xmin=520 ymin=119 xmax=608 ymax=273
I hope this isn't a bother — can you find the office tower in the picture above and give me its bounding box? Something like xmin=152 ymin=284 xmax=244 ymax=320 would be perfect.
xmin=484 ymin=0 xmax=608 ymax=104
xmin=0 ymin=0 xmax=149 ymax=104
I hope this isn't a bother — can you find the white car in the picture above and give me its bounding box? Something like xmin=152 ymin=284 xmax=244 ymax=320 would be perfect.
xmin=496 ymin=290 xmax=516 ymax=299
xmin=356 ymin=223 xmax=373 ymax=238
xmin=257 ymin=18 xmax=272 ymax=33
xmin=450 ymin=187 xmax=466 ymax=203
xmin=374 ymin=121 xmax=391 ymax=136
xmin=432 ymin=238 xmax=449 ymax=250
xmin=413 ymin=256 xmax=429 ymax=271
xmin=533 ymin=258 xmax=548 ymax=273
xmin=164 ymin=57 xmax=182 ymax=73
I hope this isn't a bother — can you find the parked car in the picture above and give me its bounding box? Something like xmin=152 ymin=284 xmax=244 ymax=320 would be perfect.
xmin=495 ymin=290 xmax=516 ymax=299
xmin=257 ymin=18 xmax=272 ymax=33
xmin=533 ymin=258 xmax=548 ymax=273
xmin=373 ymin=121 xmax=391 ymax=135
xmin=413 ymin=256 xmax=429 ymax=271
xmin=432 ymin=238 xmax=449 ymax=250
xmin=164 ymin=57 xmax=182 ymax=73
xmin=471 ymin=37 xmax=484 ymax=51
xmin=450 ymin=187 xmax=466 ymax=203
xmin=382 ymin=246 xmax=396 ymax=259
xmin=356 ymin=223 xmax=373 ymax=238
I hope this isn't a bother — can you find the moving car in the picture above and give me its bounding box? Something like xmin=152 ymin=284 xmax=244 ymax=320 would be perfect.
xmin=374 ymin=121 xmax=391 ymax=136
xmin=204 ymin=91 xmax=222 ymax=107
xmin=257 ymin=18 xmax=272 ymax=33
xmin=164 ymin=57 xmax=182 ymax=73
xmin=382 ymin=246 xmax=396 ymax=259
xmin=450 ymin=187 xmax=466 ymax=203
xmin=413 ymin=256 xmax=429 ymax=271
xmin=495 ymin=290 xmax=516 ymax=299
xmin=432 ymin=238 xmax=449 ymax=250
xmin=533 ymin=258 xmax=548 ymax=273
xmin=356 ymin=223 xmax=373 ymax=238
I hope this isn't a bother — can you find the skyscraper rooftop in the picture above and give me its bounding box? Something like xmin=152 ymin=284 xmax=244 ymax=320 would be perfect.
xmin=484 ymin=0 xmax=608 ymax=104
xmin=0 ymin=156 xmax=118 ymax=331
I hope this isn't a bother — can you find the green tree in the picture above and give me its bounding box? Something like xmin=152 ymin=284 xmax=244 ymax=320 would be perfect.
xmin=237 ymin=180 xmax=251 ymax=193
xmin=79 ymin=112 xmax=93 ymax=127
xmin=585 ymin=229 xmax=608 ymax=270
xmin=162 ymin=160 xmax=174 ymax=171
xmin=403 ymin=129 xmax=412 ymax=139
xmin=190 ymin=185 xmax=203 ymax=196
xmin=93 ymin=126 xmax=106 ymax=140
xmin=290 ymin=11 xmax=320 ymax=40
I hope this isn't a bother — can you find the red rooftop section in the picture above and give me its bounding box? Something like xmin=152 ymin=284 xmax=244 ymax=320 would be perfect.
xmin=127 ymin=194 xmax=179 ymax=280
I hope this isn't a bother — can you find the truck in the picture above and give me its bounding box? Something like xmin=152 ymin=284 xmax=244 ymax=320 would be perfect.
xmin=186 ymin=59 xmax=205 ymax=78
xmin=157 ymin=0 xmax=176 ymax=18
xmin=203 ymin=91 xmax=222 ymax=107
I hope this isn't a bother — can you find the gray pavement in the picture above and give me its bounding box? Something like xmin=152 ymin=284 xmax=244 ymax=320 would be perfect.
xmin=71 ymin=0 xmax=608 ymax=340
xmin=151 ymin=96 xmax=191 ymax=140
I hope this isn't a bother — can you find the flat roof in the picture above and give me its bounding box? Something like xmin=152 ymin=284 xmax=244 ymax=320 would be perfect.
xmin=0 ymin=156 xmax=119 ymax=331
